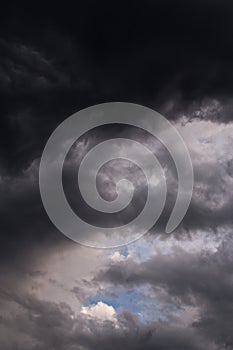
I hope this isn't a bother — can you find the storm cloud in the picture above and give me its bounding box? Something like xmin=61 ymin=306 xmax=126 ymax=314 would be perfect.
xmin=1 ymin=1 xmax=233 ymax=349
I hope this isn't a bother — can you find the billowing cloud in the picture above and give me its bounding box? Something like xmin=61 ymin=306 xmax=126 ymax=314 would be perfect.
xmin=1 ymin=1 xmax=233 ymax=349
xmin=81 ymin=301 xmax=117 ymax=323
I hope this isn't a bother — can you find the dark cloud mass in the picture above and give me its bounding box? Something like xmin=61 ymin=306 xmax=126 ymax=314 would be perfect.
xmin=1 ymin=1 xmax=233 ymax=349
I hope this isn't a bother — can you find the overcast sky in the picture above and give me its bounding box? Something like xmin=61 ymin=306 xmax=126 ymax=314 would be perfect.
xmin=1 ymin=1 xmax=233 ymax=349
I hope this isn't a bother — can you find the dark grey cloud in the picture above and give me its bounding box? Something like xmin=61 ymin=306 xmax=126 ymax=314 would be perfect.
xmin=0 ymin=288 xmax=211 ymax=350
xmin=96 ymin=234 xmax=233 ymax=349
xmin=0 ymin=159 xmax=72 ymax=268
xmin=1 ymin=0 xmax=233 ymax=172
xmin=62 ymin=119 xmax=233 ymax=236
xmin=1 ymin=1 xmax=233 ymax=349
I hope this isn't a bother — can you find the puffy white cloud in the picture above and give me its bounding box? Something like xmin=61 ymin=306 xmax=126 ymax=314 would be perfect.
xmin=81 ymin=301 xmax=117 ymax=323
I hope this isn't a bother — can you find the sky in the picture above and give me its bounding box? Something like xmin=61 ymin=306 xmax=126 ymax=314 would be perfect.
xmin=1 ymin=1 xmax=233 ymax=349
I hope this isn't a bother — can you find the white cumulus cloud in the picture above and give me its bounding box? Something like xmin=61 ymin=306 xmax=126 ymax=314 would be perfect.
xmin=81 ymin=301 xmax=117 ymax=323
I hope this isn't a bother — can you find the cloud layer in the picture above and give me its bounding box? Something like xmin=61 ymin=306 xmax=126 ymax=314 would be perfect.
xmin=1 ymin=1 xmax=233 ymax=349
